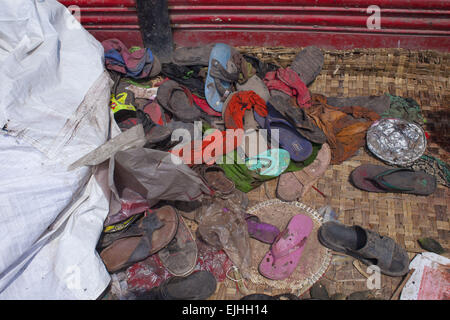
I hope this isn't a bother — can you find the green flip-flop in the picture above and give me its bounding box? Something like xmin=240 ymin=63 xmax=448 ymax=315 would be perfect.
xmin=245 ymin=148 xmax=290 ymax=176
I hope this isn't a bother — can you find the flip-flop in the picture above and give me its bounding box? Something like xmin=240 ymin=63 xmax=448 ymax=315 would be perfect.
xmin=157 ymin=80 xmax=202 ymax=122
xmin=103 ymin=213 xmax=144 ymax=234
xmin=158 ymin=214 xmax=198 ymax=277
xmin=240 ymin=109 xmax=269 ymax=159
xmin=350 ymin=164 xmax=437 ymax=195
xmin=205 ymin=43 xmax=237 ymax=112
xmin=245 ymin=148 xmax=290 ymax=177
xmin=110 ymin=87 xmax=137 ymax=123
xmin=143 ymin=101 xmax=170 ymax=126
xmin=245 ymin=214 xmax=280 ymax=244
xmin=218 ymin=149 xmax=276 ymax=193
xmin=192 ymin=94 xmax=222 ymax=117
xmin=113 ymin=100 xmax=173 ymax=147
xmin=309 ymin=282 xmax=330 ymax=300
xmin=142 ymin=100 xmax=194 ymax=148
xmin=254 ymin=109 xmax=313 ymax=162
xmin=318 ymin=221 xmax=410 ymax=276
xmin=220 ymin=91 xmax=268 ymax=159
xmin=236 ymin=75 xmax=270 ymax=102
xmin=134 ymin=270 xmax=217 ymax=300
xmin=99 ymin=206 xmax=179 ymax=273
xmin=276 ymin=143 xmax=331 ymax=201
xmin=160 ymin=63 xmax=207 ymax=99
xmin=172 ymin=44 xmax=214 ymax=67
xmin=170 ymin=129 xmax=243 ymax=166
xmin=193 ymin=164 xmax=235 ymax=196
xmin=289 ymin=46 xmax=324 ymax=86
xmin=135 ymin=109 xmax=174 ymax=147
xmin=259 ymin=214 xmax=313 ymax=280
xmin=267 ymin=95 xmax=327 ymax=144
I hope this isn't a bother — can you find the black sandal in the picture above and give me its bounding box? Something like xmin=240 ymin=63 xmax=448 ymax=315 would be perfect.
xmin=318 ymin=221 xmax=410 ymax=277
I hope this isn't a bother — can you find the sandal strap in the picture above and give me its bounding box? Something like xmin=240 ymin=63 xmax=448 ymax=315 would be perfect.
xmin=265 ymin=116 xmax=298 ymax=143
xmin=246 ymin=155 xmax=274 ymax=175
xmin=368 ymin=168 xmax=416 ymax=192
xmin=167 ymin=85 xmax=192 ymax=108
xmin=152 ymin=101 xmax=168 ymax=126
xmin=210 ymin=58 xmax=240 ymax=82
xmin=136 ymin=109 xmax=157 ymax=133
xmin=244 ymin=213 xmax=260 ymax=223
xmin=213 ymin=77 xmax=233 ymax=102
xmin=99 ymin=210 xmax=163 ymax=249
xmin=265 ymin=116 xmax=295 ymax=132
xmin=270 ymin=228 xmax=308 ymax=261
xmin=210 ymin=58 xmax=238 ymax=102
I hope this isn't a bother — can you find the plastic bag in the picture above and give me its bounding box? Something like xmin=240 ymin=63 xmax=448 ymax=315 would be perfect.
xmin=196 ymin=196 xmax=252 ymax=279
xmin=107 ymin=147 xmax=212 ymax=219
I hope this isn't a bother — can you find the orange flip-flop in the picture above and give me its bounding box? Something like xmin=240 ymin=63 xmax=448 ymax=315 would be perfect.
xmin=170 ymin=129 xmax=243 ymax=166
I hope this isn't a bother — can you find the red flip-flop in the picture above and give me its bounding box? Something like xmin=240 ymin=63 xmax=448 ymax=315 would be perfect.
xmin=170 ymin=129 xmax=243 ymax=166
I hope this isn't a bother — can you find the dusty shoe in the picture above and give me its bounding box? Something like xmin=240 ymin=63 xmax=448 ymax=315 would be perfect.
xmin=318 ymin=221 xmax=410 ymax=277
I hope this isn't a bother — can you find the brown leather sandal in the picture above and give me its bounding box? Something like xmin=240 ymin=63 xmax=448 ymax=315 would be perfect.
xmin=99 ymin=206 xmax=179 ymax=273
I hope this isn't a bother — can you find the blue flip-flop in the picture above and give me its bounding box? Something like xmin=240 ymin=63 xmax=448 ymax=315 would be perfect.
xmin=245 ymin=148 xmax=291 ymax=176
xmin=254 ymin=103 xmax=313 ymax=162
xmin=205 ymin=43 xmax=234 ymax=112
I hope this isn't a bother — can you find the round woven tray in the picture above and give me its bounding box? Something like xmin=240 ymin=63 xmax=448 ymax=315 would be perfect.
xmin=246 ymin=199 xmax=332 ymax=296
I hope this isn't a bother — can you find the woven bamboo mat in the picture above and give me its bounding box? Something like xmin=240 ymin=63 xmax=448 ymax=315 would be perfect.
xmin=205 ymin=47 xmax=450 ymax=300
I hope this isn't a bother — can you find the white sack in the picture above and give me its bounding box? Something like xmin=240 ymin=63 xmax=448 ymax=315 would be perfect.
xmin=0 ymin=0 xmax=116 ymax=299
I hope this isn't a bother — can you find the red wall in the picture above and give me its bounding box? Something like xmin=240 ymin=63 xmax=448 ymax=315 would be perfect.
xmin=59 ymin=0 xmax=450 ymax=51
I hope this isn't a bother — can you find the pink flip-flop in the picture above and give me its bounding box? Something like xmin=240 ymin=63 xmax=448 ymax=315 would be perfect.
xmin=259 ymin=214 xmax=313 ymax=280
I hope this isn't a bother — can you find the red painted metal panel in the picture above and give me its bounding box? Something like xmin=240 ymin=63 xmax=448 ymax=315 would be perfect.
xmin=59 ymin=0 xmax=136 ymax=7
xmin=168 ymin=0 xmax=450 ymax=51
xmin=58 ymin=0 xmax=450 ymax=51
xmin=169 ymin=0 xmax=450 ymax=10
xmin=58 ymin=0 xmax=143 ymax=47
